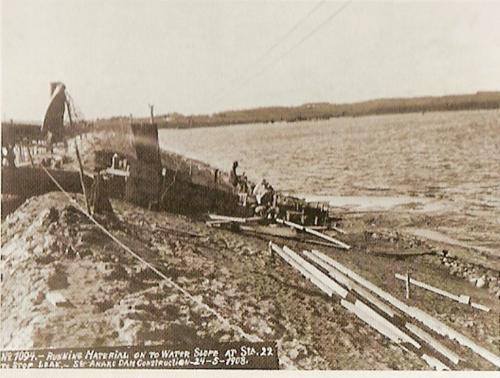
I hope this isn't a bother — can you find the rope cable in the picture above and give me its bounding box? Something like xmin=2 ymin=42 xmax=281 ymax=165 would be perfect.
xmin=40 ymin=164 xmax=261 ymax=342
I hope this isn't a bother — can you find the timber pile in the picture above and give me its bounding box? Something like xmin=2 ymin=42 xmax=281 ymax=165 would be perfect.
xmin=269 ymin=242 xmax=500 ymax=370
xmin=207 ymin=215 xmax=351 ymax=250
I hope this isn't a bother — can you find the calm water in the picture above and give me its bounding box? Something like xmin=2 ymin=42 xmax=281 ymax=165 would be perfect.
xmin=159 ymin=110 xmax=500 ymax=202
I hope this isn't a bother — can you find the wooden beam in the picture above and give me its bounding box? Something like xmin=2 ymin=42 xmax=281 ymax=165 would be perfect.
xmin=471 ymin=302 xmax=491 ymax=312
xmin=421 ymin=354 xmax=450 ymax=371
xmin=105 ymin=167 xmax=130 ymax=177
xmin=26 ymin=145 xmax=34 ymax=166
xmin=304 ymin=250 xmax=396 ymax=318
xmin=304 ymin=239 xmax=346 ymax=248
xmin=272 ymin=243 xmax=450 ymax=370
xmin=341 ymin=299 xmax=420 ymax=349
xmin=405 ymin=323 xmax=460 ymax=365
xmin=276 ymin=218 xmax=350 ymax=250
xmin=206 ymin=220 xmax=233 ymax=226
xmin=331 ymin=225 xmax=347 ymax=235
xmin=405 ymin=273 xmax=411 ymax=300
xmin=75 ymin=142 xmax=91 ymax=214
xmin=270 ymin=243 xmax=333 ymax=297
xmin=395 ymin=273 xmax=490 ymax=312
xmin=208 ymin=214 xmax=262 ymax=223
xmin=282 ymin=245 xmax=348 ymax=298
xmin=306 ymin=225 xmax=328 ymax=231
xmin=310 ymin=249 xmax=500 ymax=368
xmin=304 ymin=250 xmax=460 ymax=366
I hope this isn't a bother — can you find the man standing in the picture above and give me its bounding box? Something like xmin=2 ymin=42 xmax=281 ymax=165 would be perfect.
xmin=229 ymin=161 xmax=239 ymax=189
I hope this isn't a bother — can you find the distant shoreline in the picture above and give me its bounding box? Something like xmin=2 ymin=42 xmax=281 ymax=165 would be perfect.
xmin=95 ymin=91 xmax=500 ymax=130
xmin=3 ymin=91 xmax=500 ymax=130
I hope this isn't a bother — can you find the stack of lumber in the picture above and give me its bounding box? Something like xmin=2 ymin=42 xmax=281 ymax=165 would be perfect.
xmin=270 ymin=242 xmax=500 ymax=370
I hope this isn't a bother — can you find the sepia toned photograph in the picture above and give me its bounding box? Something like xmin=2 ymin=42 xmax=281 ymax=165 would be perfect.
xmin=1 ymin=0 xmax=499 ymax=372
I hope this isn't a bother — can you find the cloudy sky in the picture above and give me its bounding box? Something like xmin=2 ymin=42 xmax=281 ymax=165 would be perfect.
xmin=2 ymin=0 xmax=500 ymax=121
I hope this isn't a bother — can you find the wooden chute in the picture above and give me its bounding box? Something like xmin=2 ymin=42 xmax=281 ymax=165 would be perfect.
xmin=41 ymin=82 xmax=67 ymax=143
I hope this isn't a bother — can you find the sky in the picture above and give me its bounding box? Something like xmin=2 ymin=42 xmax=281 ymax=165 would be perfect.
xmin=2 ymin=0 xmax=500 ymax=122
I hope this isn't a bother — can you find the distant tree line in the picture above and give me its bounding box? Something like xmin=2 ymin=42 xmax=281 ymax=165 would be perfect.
xmin=4 ymin=92 xmax=499 ymax=138
xmin=122 ymin=91 xmax=500 ymax=130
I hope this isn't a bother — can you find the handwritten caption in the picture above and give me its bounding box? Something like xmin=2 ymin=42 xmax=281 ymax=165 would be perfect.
xmin=1 ymin=342 xmax=278 ymax=369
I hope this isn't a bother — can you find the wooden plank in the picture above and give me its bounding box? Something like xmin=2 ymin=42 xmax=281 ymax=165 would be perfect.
xmin=282 ymin=245 xmax=348 ymax=298
xmin=471 ymin=302 xmax=490 ymax=312
xmin=306 ymin=226 xmax=328 ymax=231
xmin=304 ymin=239 xmax=343 ymax=248
xmin=206 ymin=220 xmax=233 ymax=226
xmin=105 ymin=167 xmax=130 ymax=177
xmin=396 ymin=273 xmax=461 ymax=302
xmin=239 ymin=224 xmax=297 ymax=238
xmin=331 ymin=225 xmax=347 ymax=235
xmin=310 ymin=249 xmax=500 ymax=368
xmin=342 ymin=300 xmax=421 ymax=349
xmin=270 ymin=243 xmax=333 ymax=297
xmin=276 ymin=218 xmax=350 ymax=250
xmin=405 ymin=273 xmax=411 ymax=300
xmin=273 ymin=243 xmax=450 ymax=370
xmin=305 ymin=252 xmax=460 ymax=365
xmin=395 ymin=273 xmax=490 ymax=312
xmin=208 ymin=214 xmax=262 ymax=223
xmin=305 ymin=227 xmax=350 ymax=250
xmin=304 ymin=250 xmax=396 ymax=318
xmin=421 ymin=354 xmax=450 ymax=371
xmin=405 ymin=323 xmax=461 ymax=365
xmin=341 ymin=297 xmax=452 ymax=371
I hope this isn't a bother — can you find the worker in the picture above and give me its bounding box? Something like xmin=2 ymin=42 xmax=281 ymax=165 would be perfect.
xmin=90 ymin=172 xmax=113 ymax=214
xmin=4 ymin=144 xmax=16 ymax=167
xmin=253 ymin=179 xmax=268 ymax=205
xmin=229 ymin=161 xmax=239 ymax=190
xmin=253 ymin=180 xmax=279 ymax=217
xmin=112 ymin=153 xmax=119 ymax=169
xmin=253 ymin=179 xmax=268 ymax=216
xmin=238 ymin=172 xmax=248 ymax=193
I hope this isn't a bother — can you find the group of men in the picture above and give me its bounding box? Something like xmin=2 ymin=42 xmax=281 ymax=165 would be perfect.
xmin=230 ymin=160 xmax=277 ymax=217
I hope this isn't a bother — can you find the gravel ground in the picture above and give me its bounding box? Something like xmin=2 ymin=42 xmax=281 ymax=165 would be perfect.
xmin=1 ymin=191 xmax=498 ymax=370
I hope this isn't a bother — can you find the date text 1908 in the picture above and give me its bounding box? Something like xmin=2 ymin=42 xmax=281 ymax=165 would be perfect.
xmin=1 ymin=342 xmax=279 ymax=370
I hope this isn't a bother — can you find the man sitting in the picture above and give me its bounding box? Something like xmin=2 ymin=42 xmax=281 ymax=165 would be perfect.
xmin=253 ymin=179 xmax=278 ymax=217
xmin=253 ymin=179 xmax=268 ymax=205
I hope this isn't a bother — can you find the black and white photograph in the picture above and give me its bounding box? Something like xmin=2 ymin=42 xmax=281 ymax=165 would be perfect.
xmin=1 ymin=0 xmax=499 ymax=372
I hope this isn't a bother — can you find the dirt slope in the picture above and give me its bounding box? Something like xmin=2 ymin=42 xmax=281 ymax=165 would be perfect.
xmin=1 ymin=193 xmax=499 ymax=369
